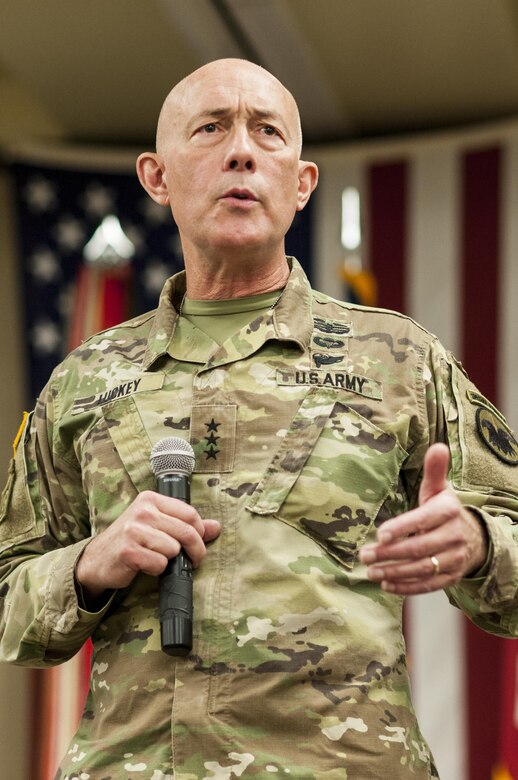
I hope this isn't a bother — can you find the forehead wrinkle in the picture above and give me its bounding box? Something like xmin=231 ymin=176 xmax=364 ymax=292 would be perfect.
xmin=156 ymin=60 xmax=303 ymax=155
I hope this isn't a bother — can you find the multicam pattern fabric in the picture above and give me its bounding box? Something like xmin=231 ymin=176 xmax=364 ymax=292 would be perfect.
xmin=0 ymin=258 xmax=517 ymax=779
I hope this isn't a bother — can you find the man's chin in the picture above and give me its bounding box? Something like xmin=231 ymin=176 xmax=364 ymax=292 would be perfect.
xmin=209 ymin=232 xmax=275 ymax=254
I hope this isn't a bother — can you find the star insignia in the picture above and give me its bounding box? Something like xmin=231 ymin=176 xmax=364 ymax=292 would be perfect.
xmin=206 ymin=418 xmax=221 ymax=432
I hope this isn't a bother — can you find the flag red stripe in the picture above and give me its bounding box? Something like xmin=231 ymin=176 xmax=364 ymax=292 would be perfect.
xmin=461 ymin=147 xmax=501 ymax=401
xmin=500 ymin=639 xmax=518 ymax=776
xmin=367 ymin=161 xmax=408 ymax=313
xmin=102 ymin=269 xmax=131 ymax=327
xmin=461 ymin=146 xmax=504 ymax=780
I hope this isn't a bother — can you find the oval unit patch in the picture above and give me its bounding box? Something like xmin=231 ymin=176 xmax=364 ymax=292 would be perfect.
xmin=476 ymin=407 xmax=518 ymax=465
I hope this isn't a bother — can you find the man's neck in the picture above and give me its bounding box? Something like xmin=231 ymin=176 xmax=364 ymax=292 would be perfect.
xmin=182 ymin=247 xmax=290 ymax=300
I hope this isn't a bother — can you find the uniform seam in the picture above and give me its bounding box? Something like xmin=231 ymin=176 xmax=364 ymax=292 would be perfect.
xmin=414 ymin=342 xmax=428 ymax=448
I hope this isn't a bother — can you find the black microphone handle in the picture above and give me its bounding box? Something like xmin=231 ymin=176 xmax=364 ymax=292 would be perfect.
xmin=156 ymin=473 xmax=193 ymax=657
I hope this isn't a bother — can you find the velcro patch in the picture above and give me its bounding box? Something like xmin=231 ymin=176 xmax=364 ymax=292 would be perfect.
xmin=276 ymin=368 xmax=382 ymax=400
xmin=190 ymin=404 xmax=237 ymax=473
xmin=72 ymin=373 xmax=164 ymax=415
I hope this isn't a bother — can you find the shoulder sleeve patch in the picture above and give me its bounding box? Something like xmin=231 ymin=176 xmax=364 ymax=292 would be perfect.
xmin=475 ymin=407 xmax=518 ymax=466
xmin=446 ymin=360 xmax=518 ymax=492
xmin=0 ymin=412 xmax=38 ymax=547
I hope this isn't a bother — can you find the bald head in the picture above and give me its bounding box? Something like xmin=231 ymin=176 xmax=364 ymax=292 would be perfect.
xmin=136 ymin=56 xmax=318 ymax=278
xmin=155 ymin=58 xmax=303 ymax=157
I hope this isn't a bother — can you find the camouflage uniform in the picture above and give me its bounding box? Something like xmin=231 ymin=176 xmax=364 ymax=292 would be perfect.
xmin=1 ymin=258 xmax=517 ymax=780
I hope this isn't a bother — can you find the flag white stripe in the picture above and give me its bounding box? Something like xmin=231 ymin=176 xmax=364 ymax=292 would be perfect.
xmin=407 ymin=147 xmax=461 ymax=355
xmin=312 ymin=158 xmax=365 ymax=298
xmin=500 ymin=136 xmax=518 ymax=431
xmin=406 ymin=146 xmax=467 ymax=780
xmin=303 ymin=130 xmax=518 ymax=777
xmin=407 ymin=592 xmax=467 ymax=780
xmin=55 ymin=654 xmax=84 ymax=765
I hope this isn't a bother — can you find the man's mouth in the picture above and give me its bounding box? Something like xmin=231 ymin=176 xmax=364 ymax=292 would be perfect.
xmin=222 ymin=189 xmax=257 ymax=202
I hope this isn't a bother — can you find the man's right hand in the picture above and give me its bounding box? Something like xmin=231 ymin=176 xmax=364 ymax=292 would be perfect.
xmin=75 ymin=491 xmax=221 ymax=604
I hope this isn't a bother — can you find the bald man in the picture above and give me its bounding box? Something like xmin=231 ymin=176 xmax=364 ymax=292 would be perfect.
xmin=1 ymin=59 xmax=517 ymax=779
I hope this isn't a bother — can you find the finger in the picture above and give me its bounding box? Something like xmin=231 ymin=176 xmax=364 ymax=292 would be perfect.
xmin=370 ymin=490 xmax=460 ymax=548
xmin=366 ymin=546 xmax=464 ymax=583
xmin=202 ymin=519 xmax=222 ymax=542
xmin=153 ymin=494 xmax=206 ymax=535
xmin=122 ymin=522 xmax=183 ymax=562
xmin=156 ymin=518 xmax=221 ymax=567
xmin=363 ymin=514 xmax=464 ymax=567
xmin=418 ymin=443 xmax=450 ymax=505
xmin=380 ymin=572 xmax=460 ymax=596
xmin=155 ymin=518 xmax=210 ymax=567
xmin=121 ymin=545 xmax=171 ymax=578
xmin=134 ymin=491 xmax=205 ymax=530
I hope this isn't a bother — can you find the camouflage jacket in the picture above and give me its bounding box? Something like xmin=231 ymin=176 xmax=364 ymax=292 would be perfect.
xmin=1 ymin=258 xmax=517 ymax=780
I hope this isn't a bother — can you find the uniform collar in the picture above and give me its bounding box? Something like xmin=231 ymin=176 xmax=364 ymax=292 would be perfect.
xmin=141 ymin=257 xmax=314 ymax=370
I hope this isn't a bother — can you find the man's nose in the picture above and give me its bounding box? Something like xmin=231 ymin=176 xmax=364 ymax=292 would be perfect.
xmin=223 ymin=128 xmax=256 ymax=172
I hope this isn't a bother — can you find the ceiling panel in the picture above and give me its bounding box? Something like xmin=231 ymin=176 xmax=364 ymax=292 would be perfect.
xmin=0 ymin=0 xmax=200 ymax=142
xmin=289 ymin=0 xmax=518 ymax=135
xmin=1 ymin=0 xmax=518 ymax=146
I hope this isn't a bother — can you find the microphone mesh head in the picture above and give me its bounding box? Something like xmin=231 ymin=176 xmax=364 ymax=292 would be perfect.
xmin=150 ymin=437 xmax=195 ymax=476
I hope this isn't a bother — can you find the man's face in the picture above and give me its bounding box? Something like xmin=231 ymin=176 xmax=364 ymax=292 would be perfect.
xmin=151 ymin=61 xmax=315 ymax=260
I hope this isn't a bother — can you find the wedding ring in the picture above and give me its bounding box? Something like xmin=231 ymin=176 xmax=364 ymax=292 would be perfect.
xmin=430 ymin=555 xmax=441 ymax=576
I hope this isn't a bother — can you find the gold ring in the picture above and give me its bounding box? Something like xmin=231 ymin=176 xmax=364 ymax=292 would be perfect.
xmin=430 ymin=555 xmax=440 ymax=576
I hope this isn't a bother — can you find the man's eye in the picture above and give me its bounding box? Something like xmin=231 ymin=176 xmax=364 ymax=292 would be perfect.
xmin=262 ymin=126 xmax=278 ymax=136
xmin=202 ymin=124 xmax=217 ymax=133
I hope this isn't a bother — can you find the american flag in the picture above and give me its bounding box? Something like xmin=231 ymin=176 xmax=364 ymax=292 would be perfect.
xmin=312 ymin=126 xmax=518 ymax=780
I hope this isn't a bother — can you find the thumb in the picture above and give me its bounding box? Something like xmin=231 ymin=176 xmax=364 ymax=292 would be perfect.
xmin=419 ymin=443 xmax=450 ymax=505
xmin=202 ymin=518 xmax=222 ymax=542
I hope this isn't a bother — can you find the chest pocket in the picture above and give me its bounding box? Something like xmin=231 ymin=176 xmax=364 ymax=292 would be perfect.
xmin=101 ymin=396 xmax=155 ymax=492
xmin=77 ymin=397 xmax=156 ymax=532
xmin=246 ymin=386 xmax=407 ymax=568
xmin=0 ymin=412 xmax=39 ymax=549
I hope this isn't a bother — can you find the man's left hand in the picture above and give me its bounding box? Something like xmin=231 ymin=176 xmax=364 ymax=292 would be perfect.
xmin=358 ymin=443 xmax=488 ymax=595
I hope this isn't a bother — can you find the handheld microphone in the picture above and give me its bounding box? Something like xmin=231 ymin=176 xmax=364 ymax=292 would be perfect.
xmin=150 ymin=437 xmax=195 ymax=657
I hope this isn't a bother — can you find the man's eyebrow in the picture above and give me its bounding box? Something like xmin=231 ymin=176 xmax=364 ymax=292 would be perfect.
xmin=253 ymin=109 xmax=284 ymax=124
xmin=190 ymin=108 xmax=229 ymax=122
xmin=189 ymin=107 xmax=288 ymax=128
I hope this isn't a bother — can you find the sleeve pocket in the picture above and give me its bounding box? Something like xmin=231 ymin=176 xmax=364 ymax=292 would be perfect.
xmin=0 ymin=413 xmax=38 ymax=549
xmin=448 ymin=359 xmax=518 ymax=496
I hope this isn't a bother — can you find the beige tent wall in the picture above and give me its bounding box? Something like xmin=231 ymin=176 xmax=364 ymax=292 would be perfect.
xmin=0 ymin=78 xmax=63 ymax=778
xmin=0 ymin=170 xmax=30 ymax=780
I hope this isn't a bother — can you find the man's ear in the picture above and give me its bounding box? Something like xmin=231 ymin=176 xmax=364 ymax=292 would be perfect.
xmin=136 ymin=152 xmax=170 ymax=206
xmin=296 ymin=160 xmax=319 ymax=212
